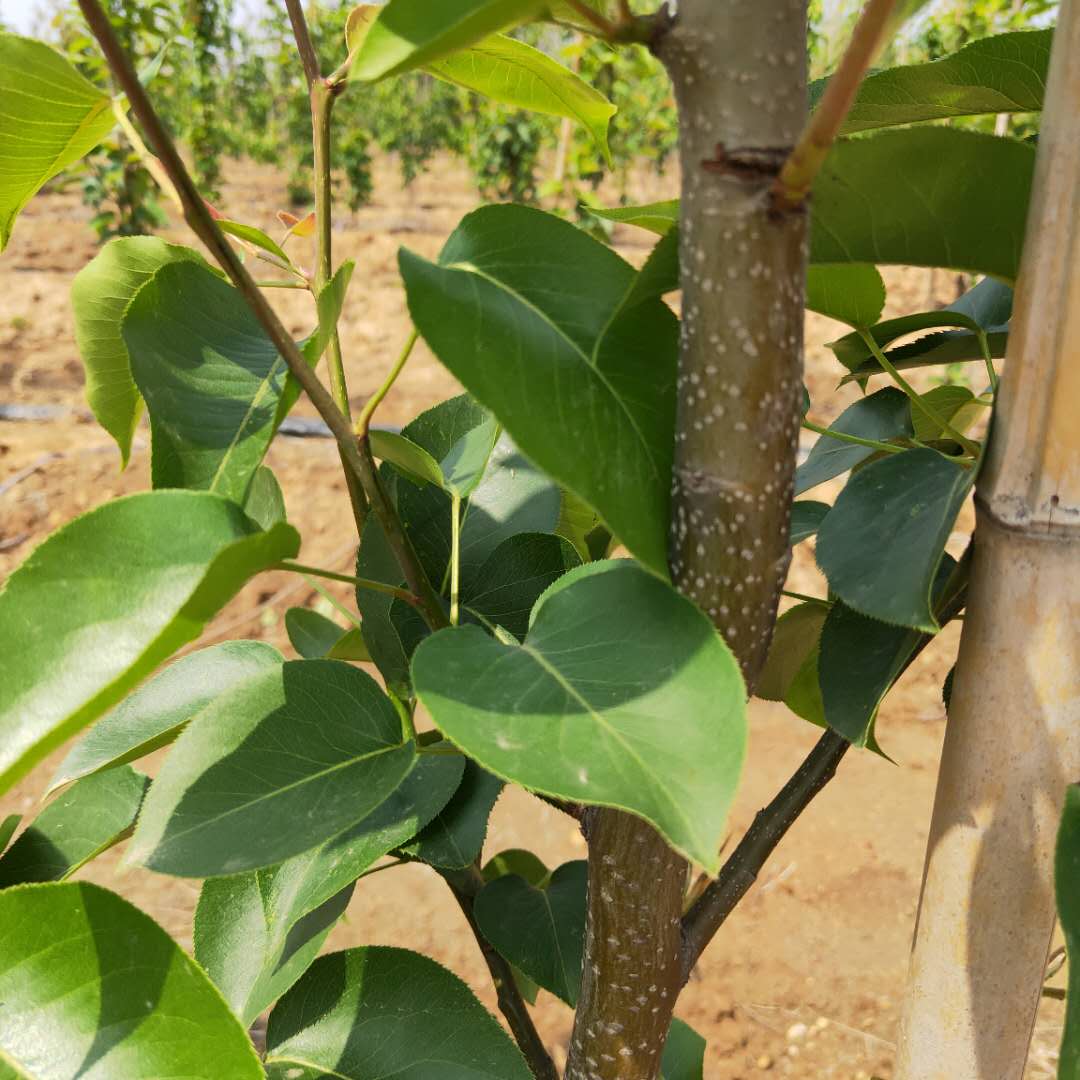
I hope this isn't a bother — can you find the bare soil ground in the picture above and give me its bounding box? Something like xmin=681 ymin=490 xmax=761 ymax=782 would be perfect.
xmin=0 ymin=157 xmax=1065 ymax=1078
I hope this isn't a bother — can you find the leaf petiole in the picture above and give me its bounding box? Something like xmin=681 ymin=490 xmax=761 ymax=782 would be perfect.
xmin=857 ymin=329 xmax=982 ymax=457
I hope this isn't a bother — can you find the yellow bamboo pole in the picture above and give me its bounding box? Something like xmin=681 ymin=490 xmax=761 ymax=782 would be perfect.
xmin=893 ymin=2 xmax=1080 ymax=1075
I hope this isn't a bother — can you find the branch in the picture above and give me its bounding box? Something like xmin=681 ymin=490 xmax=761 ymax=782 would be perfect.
xmin=773 ymin=0 xmax=900 ymax=211
xmin=680 ymin=548 xmax=973 ymax=975
xmin=77 ymin=0 xmax=448 ymax=632
xmin=447 ymin=868 xmax=559 ymax=1080
xmin=680 ymin=729 xmax=849 ymax=976
xmin=284 ymin=0 xmax=322 ymax=88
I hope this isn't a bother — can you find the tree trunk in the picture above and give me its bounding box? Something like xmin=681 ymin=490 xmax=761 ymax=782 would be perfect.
xmin=565 ymin=3 xmax=808 ymax=1076
xmin=893 ymin=1 xmax=1080 ymax=1074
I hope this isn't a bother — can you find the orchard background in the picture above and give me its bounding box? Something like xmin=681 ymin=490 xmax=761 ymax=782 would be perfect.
xmin=0 ymin=0 xmax=1066 ymax=1076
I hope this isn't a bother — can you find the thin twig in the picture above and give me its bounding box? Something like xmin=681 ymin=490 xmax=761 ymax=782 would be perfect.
xmin=284 ymin=0 xmax=322 ymax=88
xmin=802 ymin=417 xmax=905 ymax=455
xmin=276 ymin=560 xmax=422 ymax=608
xmin=773 ymin=0 xmax=900 ymax=210
xmin=76 ymin=0 xmax=447 ymax=633
xmin=355 ymin=329 xmax=419 ymax=437
xmin=447 ymin=867 xmax=559 ymax=1080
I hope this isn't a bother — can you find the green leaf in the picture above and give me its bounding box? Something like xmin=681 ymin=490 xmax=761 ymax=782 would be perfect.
xmin=413 ymin=560 xmax=746 ymax=871
xmin=442 ymin=414 xmax=501 ymax=497
xmin=600 ymin=129 xmax=1036 ymax=282
xmin=400 ymin=759 xmax=503 ymax=869
xmin=196 ymin=752 xmax=464 ymax=1017
xmin=196 ymin=872 xmax=354 ymax=1026
xmin=829 ymin=276 xmax=1012 ymax=373
xmin=463 ymin=532 xmax=581 ymax=639
xmin=818 ymin=602 xmax=924 ymax=747
xmin=662 ymin=1018 xmax=707 ymax=1080
xmin=0 ymin=767 xmax=147 ymax=886
xmin=796 ymin=387 xmax=913 ymax=495
xmin=816 ymin=449 xmax=972 ymax=631
xmin=810 ymin=29 xmax=1052 ymax=134
xmin=911 ymin=385 xmax=984 ymax=443
xmin=811 ymin=128 xmax=1034 ymax=282
xmin=589 ymin=199 xmax=679 ymax=236
xmin=127 ymin=660 xmax=416 ymax=877
xmin=806 ymin=264 xmax=886 ymax=329
xmin=217 ymin=218 xmax=293 ymax=266
xmin=0 ymin=881 xmax=263 ymax=1078
xmin=351 ymin=0 xmax=547 ymax=81
xmin=49 ymin=641 xmax=283 ymax=795
xmin=482 ymin=847 xmax=549 ymax=884
xmin=790 ymin=500 xmax=830 ymax=545
xmin=124 ymin=260 xmax=289 ymax=503
xmin=328 ymin=626 xmax=371 ymax=661
xmin=0 ymin=492 xmax=298 ymax=795
xmin=401 ymin=204 xmax=678 ymax=574
xmin=756 ymin=602 xmax=829 ymax=703
xmin=285 ymin=607 xmax=350 ymax=659
xmin=71 ymin=237 xmax=208 ymax=466
xmin=840 ymin=329 xmax=1009 ymax=384
xmin=0 ymin=814 xmax=19 ymax=856
xmin=369 ymin=429 xmax=446 ymax=488
xmin=427 ymin=35 xmax=616 ymax=164
xmin=265 ymin=947 xmax=533 ymax=1079
xmin=1056 ymin=785 xmax=1080 ymax=1078
xmin=818 ymin=556 xmax=956 ymax=747
xmin=0 ymin=34 xmax=116 ymax=250
xmin=542 ymin=0 xmax=614 ymax=32
xmin=358 ymin=396 xmax=561 ymax=692
xmin=474 ymin=859 xmax=587 ymax=1004
xmin=243 ymin=465 xmax=288 ymax=529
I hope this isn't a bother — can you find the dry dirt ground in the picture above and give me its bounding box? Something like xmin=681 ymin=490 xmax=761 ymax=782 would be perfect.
xmin=0 ymin=157 xmax=1065 ymax=1078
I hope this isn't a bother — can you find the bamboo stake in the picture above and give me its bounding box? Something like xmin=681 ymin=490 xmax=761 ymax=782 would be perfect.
xmin=893 ymin=1 xmax=1080 ymax=1074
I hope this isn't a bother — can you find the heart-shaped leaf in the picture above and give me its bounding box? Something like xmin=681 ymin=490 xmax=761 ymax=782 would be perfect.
xmin=0 ymin=767 xmax=147 ymax=886
xmin=811 ymin=28 xmax=1051 ymax=134
xmin=0 ymin=34 xmax=116 ymax=250
xmin=72 ymin=238 xmax=208 ymax=465
xmin=474 ymin=859 xmax=587 ymax=1004
xmin=0 ymin=492 xmax=298 ymax=794
xmin=49 ymin=641 xmax=283 ymax=795
xmin=413 ymin=560 xmax=747 ymax=871
xmin=128 ymin=660 xmax=416 ymax=876
xmin=816 ymin=449 xmax=973 ymax=630
xmin=264 ymin=947 xmax=533 ymax=1079
xmin=401 ymin=204 xmax=679 ymax=573
xmin=351 ymin=0 xmax=547 ymax=81
xmin=796 ymin=387 xmax=913 ymax=495
xmin=0 ymin=882 xmax=263 ymax=1078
